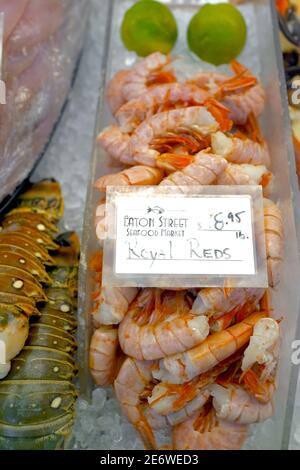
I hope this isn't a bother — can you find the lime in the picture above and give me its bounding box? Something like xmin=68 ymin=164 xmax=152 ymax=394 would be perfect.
xmin=121 ymin=0 xmax=178 ymax=57
xmin=187 ymin=3 xmax=247 ymax=65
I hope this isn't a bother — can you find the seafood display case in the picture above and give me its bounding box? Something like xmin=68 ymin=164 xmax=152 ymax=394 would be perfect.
xmin=78 ymin=0 xmax=300 ymax=450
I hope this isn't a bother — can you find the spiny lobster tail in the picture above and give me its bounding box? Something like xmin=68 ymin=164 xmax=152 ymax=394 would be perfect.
xmin=0 ymin=181 xmax=65 ymax=377
xmin=1 ymin=212 xmax=59 ymax=238
xmin=1 ymin=224 xmax=59 ymax=251
xmin=0 ymin=249 xmax=52 ymax=285
xmin=10 ymin=179 xmax=64 ymax=222
xmin=0 ymin=231 xmax=79 ymax=450
xmin=47 ymin=232 xmax=80 ymax=298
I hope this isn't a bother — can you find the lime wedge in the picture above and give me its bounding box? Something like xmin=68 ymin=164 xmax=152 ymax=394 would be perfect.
xmin=121 ymin=0 xmax=178 ymax=57
xmin=187 ymin=3 xmax=247 ymax=65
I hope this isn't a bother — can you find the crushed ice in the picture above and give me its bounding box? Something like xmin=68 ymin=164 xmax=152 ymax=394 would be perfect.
xmin=71 ymin=388 xmax=143 ymax=450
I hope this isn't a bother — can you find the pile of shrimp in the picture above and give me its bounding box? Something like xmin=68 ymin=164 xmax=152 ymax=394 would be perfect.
xmin=89 ymin=53 xmax=284 ymax=450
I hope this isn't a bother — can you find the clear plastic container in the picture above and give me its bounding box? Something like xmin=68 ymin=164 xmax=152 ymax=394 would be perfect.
xmin=78 ymin=0 xmax=300 ymax=449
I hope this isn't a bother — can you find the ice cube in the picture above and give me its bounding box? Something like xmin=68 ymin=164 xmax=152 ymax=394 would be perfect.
xmin=92 ymin=387 xmax=107 ymax=410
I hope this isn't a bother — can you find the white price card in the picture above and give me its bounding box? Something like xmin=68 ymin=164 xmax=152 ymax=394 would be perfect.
xmin=103 ymin=186 xmax=268 ymax=289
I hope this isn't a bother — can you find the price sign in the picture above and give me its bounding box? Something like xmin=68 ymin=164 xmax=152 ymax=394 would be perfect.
xmin=103 ymin=186 xmax=268 ymax=288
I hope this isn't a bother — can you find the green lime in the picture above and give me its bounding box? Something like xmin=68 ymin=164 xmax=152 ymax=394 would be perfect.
xmin=187 ymin=3 xmax=247 ymax=65
xmin=121 ymin=0 xmax=178 ymax=57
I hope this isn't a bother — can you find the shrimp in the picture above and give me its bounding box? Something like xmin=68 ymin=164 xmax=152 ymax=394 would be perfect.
xmin=145 ymin=388 xmax=210 ymax=430
xmin=220 ymin=61 xmax=265 ymax=125
xmin=113 ymin=356 xmax=170 ymax=443
xmin=209 ymin=300 xmax=259 ymax=333
xmin=153 ymin=312 xmax=265 ymax=384
xmin=94 ymin=166 xmax=164 ymax=243
xmin=114 ymin=356 xmax=209 ymax=445
xmin=107 ymin=70 xmax=131 ymax=114
xmin=188 ymin=70 xmax=232 ymax=91
xmin=114 ymin=357 xmax=158 ymax=449
xmin=89 ymin=326 xmax=119 ymax=386
xmin=221 ymin=84 xmax=265 ymax=127
xmin=115 ymin=83 xmax=210 ymax=133
xmin=263 ymin=199 xmax=284 ymax=288
xmin=148 ymin=351 xmax=244 ymax=418
xmin=118 ymin=289 xmax=209 ymax=360
xmin=142 ymin=407 xmax=172 ymax=430
xmin=240 ymin=318 xmax=279 ymax=403
xmin=148 ymin=382 xmax=210 ymax=419
xmin=242 ymin=318 xmax=279 ymax=373
xmin=211 ymin=130 xmax=270 ymax=167
xmin=216 ymin=163 xmax=272 ymax=190
xmin=192 ymin=288 xmax=265 ymax=319
xmin=89 ymin=249 xmax=138 ymax=326
xmin=122 ymin=52 xmax=176 ymax=103
xmin=95 ymin=199 xmax=108 ymax=244
xmin=190 ymin=61 xmax=265 ymax=125
xmin=210 ymin=383 xmax=274 ymax=424
xmin=106 ymin=53 xmax=175 ymax=114
xmin=98 ymin=102 xmax=230 ymax=168
xmin=92 ymin=285 xmax=138 ymax=326
xmin=158 ymin=150 xmax=271 ymax=190
xmin=95 ymin=165 xmax=164 ymax=192
xmin=97 ymin=126 xmax=134 ymax=165
xmin=159 ymin=151 xmax=228 ymax=186
xmin=172 ymin=404 xmax=248 ymax=450
xmin=129 ymin=106 xmax=221 ymax=167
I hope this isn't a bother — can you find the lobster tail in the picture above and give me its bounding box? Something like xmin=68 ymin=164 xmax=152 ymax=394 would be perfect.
xmin=0 ymin=230 xmax=79 ymax=449
xmin=9 ymin=179 xmax=64 ymax=222
xmin=0 ymin=181 xmax=65 ymax=375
